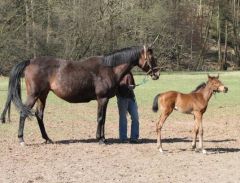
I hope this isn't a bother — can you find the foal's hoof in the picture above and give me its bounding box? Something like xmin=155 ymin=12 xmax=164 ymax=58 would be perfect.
xmin=158 ymin=148 xmax=164 ymax=153
xmin=194 ymin=148 xmax=207 ymax=154
xmin=191 ymin=145 xmax=196 ymax=150
xmin=202 ymin=149 xmax=207 ymax=154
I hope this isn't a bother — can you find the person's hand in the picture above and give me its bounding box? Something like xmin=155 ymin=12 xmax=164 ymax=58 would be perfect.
xmin=128 ymin=85 xmax=135 ymax=90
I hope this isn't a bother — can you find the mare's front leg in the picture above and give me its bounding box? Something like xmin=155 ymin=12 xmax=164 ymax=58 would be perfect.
xmin=35 ymin=94 xmax=53 ymax=144
xmin=96 ymin=98 xmax=109 ymax=144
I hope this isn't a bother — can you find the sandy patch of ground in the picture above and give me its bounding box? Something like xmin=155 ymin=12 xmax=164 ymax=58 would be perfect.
xmin=0 ymin=102 xmax=239 ymax=183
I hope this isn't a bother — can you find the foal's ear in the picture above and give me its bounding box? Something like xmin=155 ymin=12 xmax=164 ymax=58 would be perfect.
xmin=216 ymin=73 xmax=219 ymax=79
xmin=207 ymin=74 xmax=213 ymax=80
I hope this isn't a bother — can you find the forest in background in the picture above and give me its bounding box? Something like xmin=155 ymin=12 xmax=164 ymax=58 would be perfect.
xmin=0 ymin=0 xmax=240 ymax=75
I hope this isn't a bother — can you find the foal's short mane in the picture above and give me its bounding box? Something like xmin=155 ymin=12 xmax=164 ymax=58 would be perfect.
xmin=191 ymin=82 xmax=206 ymax=93
xmin=103 ymin=46 xmax=142 ymax=67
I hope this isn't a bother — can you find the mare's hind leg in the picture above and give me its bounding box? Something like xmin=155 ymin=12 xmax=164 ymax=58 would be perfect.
xmin=35 ymin=94 xmax=53 ymax=144
xmin=18 ymin=95 xmax=37 ymax=145
xmin=156 ymin=108 xmax=172 ymax=153
xmin=0 ymin=94 xmax=12 ymax=123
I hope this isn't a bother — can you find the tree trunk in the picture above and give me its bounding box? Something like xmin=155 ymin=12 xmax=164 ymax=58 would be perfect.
xmin=24 ymin=0 xmax=30 ymax=56
xmin=223 ymin=20 xmax=228 ymax=70
xmin=199 ymin=0 xmax=203 ymax=45
xmin=195 ymin=0 xmax=215 ymax=70
xmin=31 ymin=0 xmax=36 ymax=58
xmin=46 ymin=0 xmax=52 ymax=45
xmin=190 ymin=1 xmax=194 ymax=64
xmin=232 ymin=0 xmax=240 ymax=68
xmin=217 ymin=1 xmax=222 ymax=70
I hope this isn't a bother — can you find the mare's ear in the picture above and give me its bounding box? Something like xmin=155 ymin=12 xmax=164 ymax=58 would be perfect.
xmin=149 ymin=34 xmax=160 ymax=48
xmin=216 ymin=73 xmax=219 ymax=79
xmin=147 ymin=47 xmax=153 ymax=54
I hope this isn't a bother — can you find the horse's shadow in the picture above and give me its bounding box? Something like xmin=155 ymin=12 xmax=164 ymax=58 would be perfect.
xmin=205 ymin=147 xmax=240 ymax=153
xmin=55 ymin=137 xmax=188 ymax=145
xmin=55 ymin=137 xmax=240 ymax=153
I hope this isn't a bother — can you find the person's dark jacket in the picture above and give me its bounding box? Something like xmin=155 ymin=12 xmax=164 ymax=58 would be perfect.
xmin=116 ymin=72 xmax=135 ymax=98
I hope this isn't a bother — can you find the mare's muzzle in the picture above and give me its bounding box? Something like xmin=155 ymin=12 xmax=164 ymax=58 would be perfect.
xmin=147 ymin=67 xmax=160 ymax=80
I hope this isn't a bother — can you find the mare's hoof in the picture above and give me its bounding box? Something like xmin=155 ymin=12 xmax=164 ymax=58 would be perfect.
xmin=0 ymin=118 xmax=5 ymax=124
xmin=20 ymin=142 xmax=25 ymax=146
xmin=45 ymin=139 xmax=54 ymax=144
xmin=98 ymin=139 xmax=106 ymax=145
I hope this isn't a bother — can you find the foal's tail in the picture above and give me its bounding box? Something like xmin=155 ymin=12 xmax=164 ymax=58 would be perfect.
xmin=0 ymin=60 xmax=32 ymax=122
xmin=152 ymin=94 xmax=160 ymax=112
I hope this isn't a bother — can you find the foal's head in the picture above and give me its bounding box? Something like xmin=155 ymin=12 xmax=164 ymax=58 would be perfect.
xmin=207 ymin=74 xmax=228 ymax=93
xmin=139 ymin=46 xmax=160 ymax=80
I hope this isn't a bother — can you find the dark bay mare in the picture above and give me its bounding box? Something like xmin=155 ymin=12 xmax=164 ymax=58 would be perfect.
xmin=0 ymin=46 xmax=160 ymax=145
xmin=152 ymin=75 xmax=228 ymax=154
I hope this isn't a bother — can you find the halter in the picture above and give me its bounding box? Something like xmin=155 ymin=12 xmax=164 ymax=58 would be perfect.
xmin=141 ymin=45 xmax=160 ymax=76
xmin=141 ymin=45 xmax=152 ymax=73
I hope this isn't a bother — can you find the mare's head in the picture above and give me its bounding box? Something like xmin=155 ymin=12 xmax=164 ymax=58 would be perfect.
xmin=103 ymin=45 xmax=160 ymax=80
xmin=138 ymin=46 xmax=160 ymax=80
xmin=207 ymin=74 xmax=228 ymax=93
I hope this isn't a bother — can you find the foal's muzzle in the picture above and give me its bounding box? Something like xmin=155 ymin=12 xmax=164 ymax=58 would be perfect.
xmin=218 ymin=86 xmax=228 ymax=93
xmin=223 ymin=87 xmax=228 ymax=93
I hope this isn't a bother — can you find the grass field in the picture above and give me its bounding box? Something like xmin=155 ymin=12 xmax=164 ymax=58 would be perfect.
xmin=0 ymin=71 xmax=239 ymax=147
xmin=0 ymin=72 xmax=239 ymax=183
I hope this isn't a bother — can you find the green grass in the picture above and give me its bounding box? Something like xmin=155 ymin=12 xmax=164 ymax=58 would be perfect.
xmin=0 ymin=71 xmax=239 ymax=111
xmin=133 ymin=71 xmax=240 ymax=107
xmin=1 ymin=71 xmax=240 ymax=107
xmin=0 ymin=72 xmax=239 ymax=139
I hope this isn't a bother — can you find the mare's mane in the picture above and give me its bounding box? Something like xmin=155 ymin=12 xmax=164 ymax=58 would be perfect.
xmin=102 ymin=46 xmax=142 ymax=67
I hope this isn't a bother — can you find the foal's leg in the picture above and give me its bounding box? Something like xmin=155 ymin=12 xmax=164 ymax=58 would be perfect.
xmin=96 ymin=98 xmax=109 ymax=144
xmin=194 ymin=112 xmax=206 ymax=154
xmin=191 ymin=116 xmax=199 ymax=150
xmin=156 ymin=109 xmax=172 ymax=153
xmin=35 ymin=94 xmax=53 ymax=144
xmin=18 ymin=95 xmax=37 ymax=145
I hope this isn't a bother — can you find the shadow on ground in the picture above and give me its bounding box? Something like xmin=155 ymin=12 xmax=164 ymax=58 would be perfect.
xmin=55 ymin=137 xmax=236 ymax=145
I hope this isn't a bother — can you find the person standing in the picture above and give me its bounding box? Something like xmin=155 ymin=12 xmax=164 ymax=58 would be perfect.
xmin=117 ymin=72 xmax=139 ymax=143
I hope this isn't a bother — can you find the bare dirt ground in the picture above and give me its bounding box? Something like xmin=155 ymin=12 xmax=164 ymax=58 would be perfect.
xmin=0 ymin=101 xmax=239 ymax=183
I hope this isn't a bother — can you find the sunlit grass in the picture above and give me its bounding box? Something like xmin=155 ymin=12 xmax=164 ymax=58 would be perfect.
xmin=0 ymin=72 xmax=239 ymax=139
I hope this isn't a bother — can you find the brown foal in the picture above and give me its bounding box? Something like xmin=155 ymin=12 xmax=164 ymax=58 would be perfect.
xmin=152 ymin=74 xmax=228 ymax=154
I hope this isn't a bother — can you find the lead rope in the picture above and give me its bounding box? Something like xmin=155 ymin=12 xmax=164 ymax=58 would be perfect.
xmin=135 ymin=74 xmax=149 ymax=87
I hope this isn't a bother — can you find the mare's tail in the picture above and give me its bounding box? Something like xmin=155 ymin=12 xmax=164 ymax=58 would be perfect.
xmin=0 ymin=89 xmax=12 ymax=123
xmin=152 ymin=94 xmax=160 ymax=112
xmin=0 ymin=60 xmax=32 ymax=122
